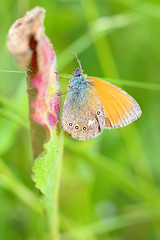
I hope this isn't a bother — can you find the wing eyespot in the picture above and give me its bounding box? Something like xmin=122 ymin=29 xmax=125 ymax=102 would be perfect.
xmin=69 ymin=122 xmax=73 ymax=127
xmin=97 ymin=111 xmax=101 ymax=115
xmin=83 ymin=126 xmax=87 ymax=131
xmin=75 ymin=125 xmax=79 ymax=130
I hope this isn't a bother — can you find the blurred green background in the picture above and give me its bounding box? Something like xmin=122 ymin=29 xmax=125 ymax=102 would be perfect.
xmin=1 ymin=0 xmax=160 ymax=239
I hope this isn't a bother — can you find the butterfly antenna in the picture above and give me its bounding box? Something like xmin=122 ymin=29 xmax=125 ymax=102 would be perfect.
xmin=54 ymin=72 xmax=72 ymax=79
xmin=71 ymin=51 xmax=83 ymax=73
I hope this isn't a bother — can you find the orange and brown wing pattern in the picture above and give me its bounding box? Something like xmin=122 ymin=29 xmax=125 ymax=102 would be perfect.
xmin=62 ymin=86 xmax=105 ymax=140
xmin=88 ymin=77 xmax=142 ymax=128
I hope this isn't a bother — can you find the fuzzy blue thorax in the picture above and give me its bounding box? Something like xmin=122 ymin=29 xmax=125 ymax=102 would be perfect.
xmin=68 ymin=76 xmax=88 ymax=90
xmin=68 ymin=68 xmax=92 ymax=90
xmin=67 ymin=68 xmax=92 ymax=106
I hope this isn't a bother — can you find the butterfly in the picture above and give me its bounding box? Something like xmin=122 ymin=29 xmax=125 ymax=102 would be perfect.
xmin=62 ymin=52 xmax=142 ymax=140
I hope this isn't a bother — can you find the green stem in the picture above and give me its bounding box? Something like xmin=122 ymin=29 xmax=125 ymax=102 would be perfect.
xmin=50 ymin=130 xmax=64 ymax=239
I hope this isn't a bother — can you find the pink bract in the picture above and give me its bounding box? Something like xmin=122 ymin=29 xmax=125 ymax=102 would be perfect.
xmin=7 ymin=7 xmax=60 ymax=129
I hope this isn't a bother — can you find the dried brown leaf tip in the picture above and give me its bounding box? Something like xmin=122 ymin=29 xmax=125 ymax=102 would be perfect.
xmin=7 ymin=6 xmax=60 ymax=129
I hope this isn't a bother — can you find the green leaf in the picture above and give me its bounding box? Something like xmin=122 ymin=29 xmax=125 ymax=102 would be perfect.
xmin=32 ymin=129 xmax=63 ymax=238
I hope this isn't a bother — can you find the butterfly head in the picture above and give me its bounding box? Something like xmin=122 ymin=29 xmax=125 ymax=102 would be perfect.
xmin=68 ymin=68 xmax=85 ymax=90
xmin=73 ymin=68 xmax=83 ymax=77
xmin=68 ymin=52 xmax=91 ymax=91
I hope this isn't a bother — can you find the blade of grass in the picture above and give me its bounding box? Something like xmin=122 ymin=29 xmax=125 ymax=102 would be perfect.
xmin=61 ymin=205 xmax=160 ymax=239
xmin=64 ymin=138 xmax=160 ymax=204
xmin=58 ymin=10 xmax=145 ymax=71
xmin=0 ymin=158 xmax=42 ymax=213
xmin=0 ymin=79 xmax=27 ymax=120
xmin=0 ymin=107 xmax=29 ymax=129
xmin=135 ymin=2 xmax=160 ymax=19
xmin=103 ymin=77 xmax=160 ymax=92
xmin=0 ymin=70 xmax=25 ymax=73
xmin=0 ymin=79 xmax=28 ymax=155
xmin=80 ymin=0 xmax=156 ymax=190
xmin=0 ymin=75 xmax=159 ymax=130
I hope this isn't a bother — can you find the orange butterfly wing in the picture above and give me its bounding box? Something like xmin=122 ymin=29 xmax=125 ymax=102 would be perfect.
xmin=88 ymin=77 xmax=142 ymax=128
